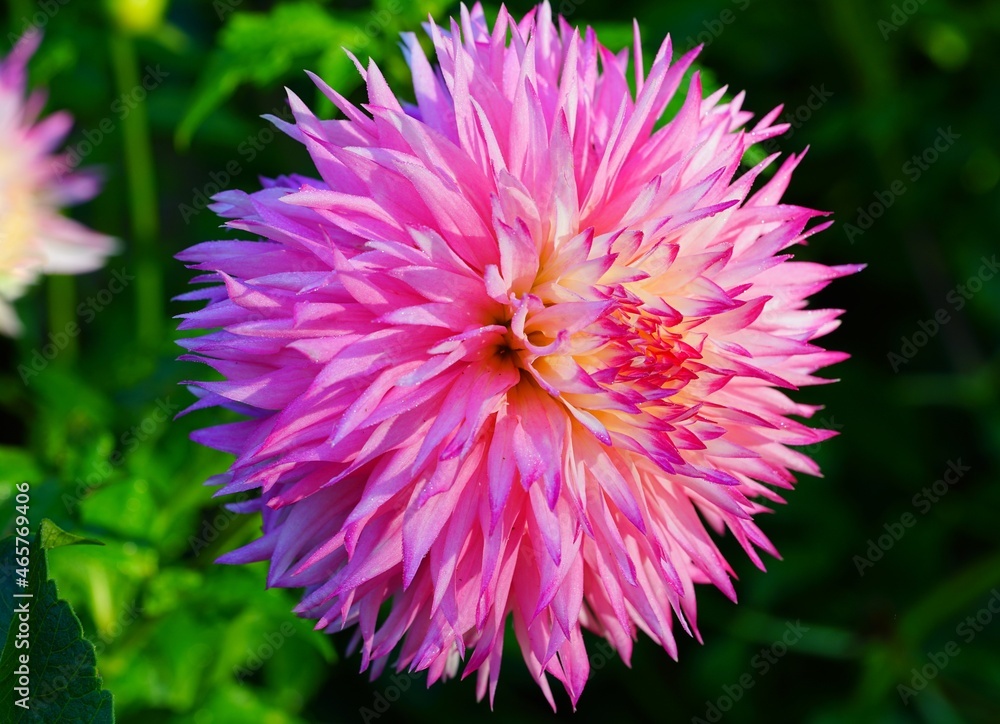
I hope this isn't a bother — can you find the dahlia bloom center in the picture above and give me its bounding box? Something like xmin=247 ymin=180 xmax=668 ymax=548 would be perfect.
xmin=0 ymin=32 xmax=116 ymax=335
xmin=454 ymin=224 xmax=717 ymax=455
xmin=0 ymin=152 xmax=43 ymax=292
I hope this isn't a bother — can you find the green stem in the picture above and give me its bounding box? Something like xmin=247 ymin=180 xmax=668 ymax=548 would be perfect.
xmin=109 ymin=33 xmax=162 ymax=352
xmin=47 ymin=275 xmax=77 ymax=367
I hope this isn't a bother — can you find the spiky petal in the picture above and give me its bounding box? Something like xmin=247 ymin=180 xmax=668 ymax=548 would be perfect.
xmin=179 ymin=1 xmax=858 ymax=707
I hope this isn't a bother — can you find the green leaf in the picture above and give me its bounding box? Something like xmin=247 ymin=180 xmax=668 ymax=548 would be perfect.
xmin=0 ymin=448 xmax=43 ymax=486
xmin=176 ymin=2 xmax=359 ymax=148
xmin=39 ymin=520 xmax=105 ymax=552
xmin=0 ymin=529 xmax=114 ymax=723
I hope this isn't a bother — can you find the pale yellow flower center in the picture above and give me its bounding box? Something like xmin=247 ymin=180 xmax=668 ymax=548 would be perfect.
xmin=0 ymin=140 xmax=44 ymax=299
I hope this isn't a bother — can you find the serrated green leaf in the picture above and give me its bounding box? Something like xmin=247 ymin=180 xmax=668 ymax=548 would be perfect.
xmin=0 ymin=530 xmax=113 ymax=723
xmin=39 ymin=520 xmax=105 ymax=552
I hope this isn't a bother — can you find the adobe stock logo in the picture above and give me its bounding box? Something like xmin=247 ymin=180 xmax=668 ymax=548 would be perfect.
xmin=18 ymin=268 xmax=134 ymax=385
xmin=844 ymin=127 xmax=960 ymax=244
xmin=887 ymin=255 xmax=999 ymax=372
xmin=898 ymin=589 xmax=1000 ymax=705
xmin=877 ymin=0 xmax=929 ymax=40
xmin=692 ymin=620 xmax=810 ymax=723
xmin=853 ymin=459 xmax=969 ymax=576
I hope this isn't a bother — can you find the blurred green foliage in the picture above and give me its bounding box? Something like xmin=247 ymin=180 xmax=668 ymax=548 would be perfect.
xmin=0 ymin=0 xmax=998 ymax=722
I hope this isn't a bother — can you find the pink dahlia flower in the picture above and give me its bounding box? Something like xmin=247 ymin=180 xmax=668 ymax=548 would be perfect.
xmin=179 ymin=1 xmax=859 ymax=707
xmin=0 ymin=32 xmax=116 ymax=336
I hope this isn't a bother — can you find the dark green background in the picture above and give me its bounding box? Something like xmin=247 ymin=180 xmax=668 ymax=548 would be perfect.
xmin=1 ymin=0 xmax=998 ymax=721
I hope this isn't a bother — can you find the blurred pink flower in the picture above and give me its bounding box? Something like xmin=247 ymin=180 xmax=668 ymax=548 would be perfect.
xmin=0 ymin=32 xmax=116 ymax=335
xmin=179 ymin=1 xmax=859 ymax=707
